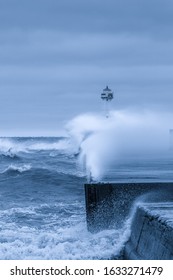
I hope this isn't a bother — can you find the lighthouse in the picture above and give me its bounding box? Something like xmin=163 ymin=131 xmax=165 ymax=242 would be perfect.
xmin=101 ymin=86 xmax=114 ymax=118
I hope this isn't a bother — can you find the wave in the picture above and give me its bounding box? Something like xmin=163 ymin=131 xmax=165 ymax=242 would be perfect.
xmin=0 ymin=150 xmax=20 ymax=160
xmin=0 ymin=138 xmax=27 ymax=155
xmin=0 ymin=164 xmax=85 ymax=183
xmin=0 ymin=137 xmax=70 ymax=155
xmin=27 ymin=139 xmax=69 ymax=151
xmin=1 ymin=164 xmax=32 ymax=174
xmin=0 ymin=220 xmax=130 ymax=260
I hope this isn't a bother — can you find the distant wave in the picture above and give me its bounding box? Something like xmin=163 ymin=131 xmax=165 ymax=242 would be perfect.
xmin=0 ymin=151 xmax=20 ymax=159
xmin=0 ymin=164 xmax=84 ymax=182
xmin=0 ymin=138 xmax=27 ymax=155
xmin=0 ymin=137 xmax=70 ymax=154
xmin=1 ymin=164 xmax=32 ymax=174
xmin=28 ymin=140 xmax=69 ymax=151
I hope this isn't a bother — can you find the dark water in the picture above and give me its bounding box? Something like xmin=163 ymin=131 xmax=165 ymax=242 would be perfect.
xmin=0 ymin=137 xmax=173 ymax=259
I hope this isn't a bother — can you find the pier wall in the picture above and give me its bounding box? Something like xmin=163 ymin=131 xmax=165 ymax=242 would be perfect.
xmin=124 ymin=204 xmax=173 ymax=259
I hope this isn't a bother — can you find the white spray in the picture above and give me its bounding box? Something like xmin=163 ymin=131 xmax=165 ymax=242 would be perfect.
xmin=66 ymin=110 xmax=172 ymax=181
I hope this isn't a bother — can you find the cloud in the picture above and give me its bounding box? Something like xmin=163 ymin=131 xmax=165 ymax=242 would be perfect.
xmin=0 ymin=0 xmax=173 ymax=37
xmin=1 ymin=28 xmax=173 ymax=70
xmin=0 ymin=0 xmax=173 ymax=135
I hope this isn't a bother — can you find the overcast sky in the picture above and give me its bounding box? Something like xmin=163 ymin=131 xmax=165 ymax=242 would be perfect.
xmin=0 ymin=0 xmax=173 ymax=136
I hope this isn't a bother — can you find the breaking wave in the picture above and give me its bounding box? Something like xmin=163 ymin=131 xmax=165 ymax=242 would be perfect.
xmin=0 ymin=216 xmax=131 ymax=260
xmin=0 ymin=138 xmax=27 ymax=155
xmin=0 ymin=137 xmax=69 ymax=155
xmin=27 ymin=140 xmax=70 ymax=152
xmin=65 ymin=110 xmax=172 ymax=181
xmin=1 ymin=164 xmax=32 ymax=174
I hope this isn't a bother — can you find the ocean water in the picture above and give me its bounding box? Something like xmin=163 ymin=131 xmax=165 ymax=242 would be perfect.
xmin=0 ymin=137 xmax=173 ymax=260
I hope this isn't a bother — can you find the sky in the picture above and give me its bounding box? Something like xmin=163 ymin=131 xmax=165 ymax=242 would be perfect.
xmin=0 ymin=0 xmax=173 ymax=136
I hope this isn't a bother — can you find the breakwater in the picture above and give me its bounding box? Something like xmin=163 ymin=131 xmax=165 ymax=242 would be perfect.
xmin=124 ymin=203 xmax=173 ymax=259
xmin=85 ymin=183 xmax=173 ymax=259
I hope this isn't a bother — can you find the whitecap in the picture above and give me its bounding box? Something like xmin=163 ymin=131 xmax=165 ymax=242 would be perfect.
xmin=1 ymin=164 xmax=31 ymax=174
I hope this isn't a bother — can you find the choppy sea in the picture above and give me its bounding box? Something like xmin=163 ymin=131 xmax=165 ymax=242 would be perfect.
xmin=0 ymin=137 xmax=173 ymax=260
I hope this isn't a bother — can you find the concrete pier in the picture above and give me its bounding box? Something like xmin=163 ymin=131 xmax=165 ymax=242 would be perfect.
xmin=85 ymin=183 xmax=113 ymax=232
xmin=85 ymin=182 xmax=173 ymax=232
xmin=124 ymin=203 xmax=173 ymax=259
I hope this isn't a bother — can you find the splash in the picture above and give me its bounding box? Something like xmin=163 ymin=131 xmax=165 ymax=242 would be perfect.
xmin=66 ymin=110 xmax=171 ymax=181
